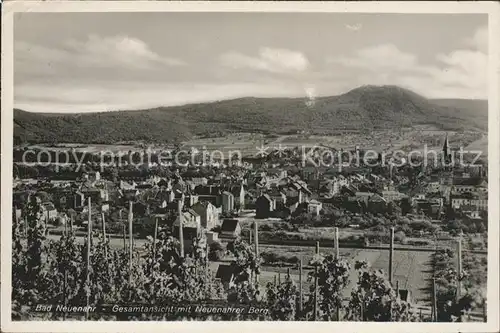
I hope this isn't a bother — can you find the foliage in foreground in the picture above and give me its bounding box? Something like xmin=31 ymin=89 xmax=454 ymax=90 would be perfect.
xmin=12 ymin=199 xmax=484 ymax=321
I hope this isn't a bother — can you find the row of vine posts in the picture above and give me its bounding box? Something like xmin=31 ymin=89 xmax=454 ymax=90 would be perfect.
xmin=11 ymin=195 xmax=487 ymax=321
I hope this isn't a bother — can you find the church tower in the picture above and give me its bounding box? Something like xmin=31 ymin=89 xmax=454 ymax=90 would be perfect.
xmin=442 ymin=133 xmax=453 ymax=170
xmin=443 ymin=134 xmax=450 ymax=159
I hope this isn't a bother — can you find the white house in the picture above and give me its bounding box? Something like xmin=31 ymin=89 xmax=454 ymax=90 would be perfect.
xmin=308 ymin=199 xmax=323 ymax=217
xmin=192 ymin=201 xmax=219 ymax=230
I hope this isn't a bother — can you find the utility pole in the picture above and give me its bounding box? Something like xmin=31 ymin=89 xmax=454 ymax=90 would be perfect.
xmin=299 ymin=257 xmax=303 ymax=316
xmin=432 ymin=277 xmax=438 ymax=322
xmin=122 ymin=224 xmax=126 ymax=250
xmin=334 ymin=227 xmax=339 ymax=259
xmin=101 ymin=212 xmax=106 ymax=238
xmin=101 ymin=212 xmax=107 ymax=260
xmin=456 ymin=237 xmax=462 ymax=301
xmin=128 ymin=200 xmax=133 ymax=283
xmin=63 ymin=214 xmax=68 ymax=320
xmin=86 ymin=198 xmax=92 ymax=320
xmin=334 ymin=227 xmax=340 ymax=320
xmin=178 ymin=200 xmax=184 ymax=257
xmin=205 ymin=235 xmax=210 ymax=299
xmin=254 ymin=221 xmax=259 ymax=284
xmin=389 ymin=227 xmax=395 ymax=285
xmin=153 ymin=216 xmax=158 ymax=259
xmin=313 ymin=241 xmax=320 ymax=321
xmin=64 ymin=215 xmax=68 ymax=236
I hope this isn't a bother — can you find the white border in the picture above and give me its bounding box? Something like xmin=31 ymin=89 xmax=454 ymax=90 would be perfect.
xmin=1 ymin=1 xmax=499 ymax=333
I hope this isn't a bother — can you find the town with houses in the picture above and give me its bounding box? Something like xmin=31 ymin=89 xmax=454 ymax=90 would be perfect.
xmin=11 ymin=134 xmax=488 ymax=319
xmin=13 ymin=135 xmax=488 ymax=239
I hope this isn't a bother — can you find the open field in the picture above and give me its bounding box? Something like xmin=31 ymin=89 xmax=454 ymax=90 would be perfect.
xmin=179 ymin=130 xmax=484 ymax=157
xmin=25 ymin=143 xmax=145 ymax=153
xmin=465 ymin=134 xmax=488 ymax=157
xmin=258 ymin=244 xmax=434 ymax=304
xmin=180 ymin=133 xmax=266 ymax=156
xmin=19 ymin=128 xmax=485 ymax=161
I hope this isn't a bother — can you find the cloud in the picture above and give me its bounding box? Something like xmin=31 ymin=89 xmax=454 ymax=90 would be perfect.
xmin=345 ymin=23 xmax=363 ymax=32
xmin=329 ymin=43 xmax=418 ymax=72
xmin=434 ymin=50 xmax=487 ymax=90
xmin=15 ymin=34 xmax=185 ymax=77
xmin=15 ymin=25 xmax=488 ymax=113
xmin=326 ymin=26 xmax=488 ymax=99
xmin=466 ymin=26 xmax=487 ymax=53
xmin=65 ymin=35 xmax=186 ymax=69
xmin=220 ymin=47 xmax=309 ymax=74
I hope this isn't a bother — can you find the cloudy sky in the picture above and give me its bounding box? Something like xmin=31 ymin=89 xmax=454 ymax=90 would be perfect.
xmin=14 ymin=12 xmax=487 ymax=113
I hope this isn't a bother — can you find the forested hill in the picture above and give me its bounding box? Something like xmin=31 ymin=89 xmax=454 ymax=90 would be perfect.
xmin=14 ymin=85 xmax=488 ymax=144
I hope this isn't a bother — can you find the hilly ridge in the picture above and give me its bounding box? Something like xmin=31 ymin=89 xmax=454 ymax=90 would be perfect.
xmin=13 ymin=85 xmax=488 ymax=144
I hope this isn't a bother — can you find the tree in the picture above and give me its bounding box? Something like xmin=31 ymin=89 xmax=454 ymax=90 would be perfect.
xmin=400 ymin=198 xmax=412 ymax=216
xmin=110 ymin=167 xmax=119 ymax=183
xmin=36 ymin=191 xmax=51 ymax=203
xmin=226 ymin=238 xmax=262 ymax=311
xmin=307 ymin=254 xmax=351 ymax=320
xmin=432 ymin=249 xmax=485 ymax=322
xmin=386 ymin=202 xmax=401 ymax=216
xmin=346 ymin=261 xmax=415 ymax=321
xmin=265 ymin=271 xmax=298 ymax=320
xmin=208 ymin=241 xmax=225 ymax=261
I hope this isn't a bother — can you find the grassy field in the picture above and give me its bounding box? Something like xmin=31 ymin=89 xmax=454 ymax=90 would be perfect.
xmin=178 ymin=129 xmax=484 ymax=158
xmin=180 ymin=133 xmax=266 ymax=156
xmin=465 ymin=134 xmax=488 ymax=157
xmin=258 ymin=244 xmax=433 ymax=304
xmin=25 ymin=129 xmax=485 ymax=161
xmin=27 ymin=143 xmax=145 ymax=153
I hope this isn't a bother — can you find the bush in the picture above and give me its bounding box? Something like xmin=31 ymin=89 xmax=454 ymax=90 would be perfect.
xmin=260 ymin=250 xmax=300 ymax=266
xmin=208 ymin=241 xmax=225 ymax=261
xmin=261 ymin=251 xmax=279 ymax=264
xmin=409 ymin=220 xmax=437 ymax=232
xmin=406 ymin=239 xmax=431 ymax=246
xmin=364 ymin=230 xmax=405 ymax=244
xmin=394 ymin=231 xmax=406 ymax=242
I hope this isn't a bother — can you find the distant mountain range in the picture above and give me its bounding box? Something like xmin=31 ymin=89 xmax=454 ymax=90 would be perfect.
xmin=14 ymin=85 xmax=488 ymax=144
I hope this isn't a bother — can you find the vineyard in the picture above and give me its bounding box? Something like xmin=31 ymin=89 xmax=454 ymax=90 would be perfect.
xmin=11 ymin=197 xmax=486 ymax=321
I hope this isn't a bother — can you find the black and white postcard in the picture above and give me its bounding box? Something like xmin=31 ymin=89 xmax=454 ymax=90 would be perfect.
xmin=1 ymin=1 xmax=499 ymax=333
